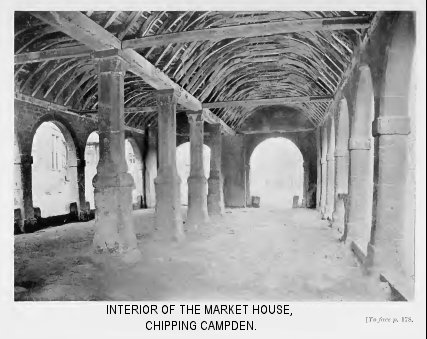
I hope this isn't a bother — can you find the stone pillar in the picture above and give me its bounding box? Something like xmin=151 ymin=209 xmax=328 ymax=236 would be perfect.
xmin=320 ymin=127 xmax=328 ymax=217
xmin=332 ymin=147 xmax=349 ymax=232
xmin=92 ymin=50 xmax=139 ymax=260
xmin=154 ymin=89 xmax=184 ymax=240
xmin=345 ymin=137 xmax=372 ymax=247
xmin=370 ymin=116 xmax=412 ymax=290
xmin=316 ymin=129 xmax=322 ymax=209
xmin=245 ymin=163 xmax=251 ymax=207
xmin=325 ymin=153 xmax=336 ymax=219
xmin=76 ymin=158 xmax=87 ymax=218
xmin=302 ymin=161 xmax=309 ymax=208
xmin=20 ymin=154 xmax=35 ymax=226
xmin=186 ymin=111 xmax=209 ymax=226
xmin=207 ymin=124 xmax=224 ymax=216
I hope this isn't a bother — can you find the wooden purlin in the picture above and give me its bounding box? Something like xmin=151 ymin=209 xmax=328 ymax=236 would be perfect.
xmin=202 ymin=95 xmax=333 ymax=109
xmin=122 ymin=16 xmax=371 ymax=49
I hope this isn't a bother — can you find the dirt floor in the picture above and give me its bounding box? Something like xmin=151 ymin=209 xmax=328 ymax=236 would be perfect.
xmin=14 ymin=207 xmax=389 ymax=301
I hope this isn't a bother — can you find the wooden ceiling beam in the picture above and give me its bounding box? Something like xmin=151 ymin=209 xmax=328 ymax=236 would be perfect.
xmin=30 ymin=11 xmax=235 ymax=135
xmin=122 ymin=16 xmax=371 ymax=49
xmin=15 ymin=45 xmax=91 ymax=64
xmin=202 ymin=95 xmax=333 ymax=109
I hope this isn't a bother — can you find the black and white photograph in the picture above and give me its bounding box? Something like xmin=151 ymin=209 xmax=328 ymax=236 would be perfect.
xmin=1 ymin=1 xmax=425 ymax=338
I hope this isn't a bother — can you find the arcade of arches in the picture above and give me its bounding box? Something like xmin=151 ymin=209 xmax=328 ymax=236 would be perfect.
xmin=14 ymin=11 xmax=417 ymax=301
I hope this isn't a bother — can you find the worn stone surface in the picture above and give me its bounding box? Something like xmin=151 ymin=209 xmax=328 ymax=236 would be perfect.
xmin=186 ymin=112 xmax=209 ymax=226
xmin=14 ymin=208 xmax=390 ymax=301
xmin=154 ymin=90 xmax=184 ymax=240
xmin=92 ymin=54 xmax=139 ymax=259
xmin=206 ymin=124 xmax=225 ymax=216
xmin=222 ymin=135 xmax=246 ymax=207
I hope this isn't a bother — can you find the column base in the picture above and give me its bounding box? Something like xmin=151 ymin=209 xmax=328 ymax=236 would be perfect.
xmin=92 ymin=183 xmax=140 ymax=262
xmin=154 ymin=174 xmax=184 ymax=241
xmin=207 ymin=176 xmax=224 ymax=216
xmin=187 ymin=175 xmax=209 ymax=227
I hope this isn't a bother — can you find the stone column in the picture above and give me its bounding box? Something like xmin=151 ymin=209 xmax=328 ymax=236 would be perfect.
xmin=316 ymin=129 xmax=322 ymax=209
xmin=92 ymin=50 xmax=139 ymax=260
xmin=20 ymin=154 xmax=35 ymax=229
xmin=345 ymin=137 xmax=372 ymax=247
xmin=369 ymin=116 xmax=411 ymax=289
xmin=154 ymin=89 xmax=184 ymax=240
xmin=320 ymin=128 xmax=328 ymax=217
xmin=207 ymin=124 xmax=224 ymax=216
xmin=302 ymin=161 xmax=309 ymax=208
xmin=332 ymin=147 xmax=349 ymax=232
xmin=76 ymin=158 xmax=87 ymax=218
xmin=244 ymin=163 xmax=252 ymax=207
xmin=325 ymin=153 xmax=336 ymax=220
xmin=187 ymin=111 xmax=209 ymax=226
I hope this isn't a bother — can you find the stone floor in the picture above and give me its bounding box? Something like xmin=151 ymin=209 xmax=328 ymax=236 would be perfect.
xmin=14 ymin=207 xmax=389 ymax=301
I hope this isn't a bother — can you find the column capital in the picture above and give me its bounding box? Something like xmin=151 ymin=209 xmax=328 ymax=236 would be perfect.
xmin=155 ymin=89 xmax=177 ymax=107
xmin=372 ymin=116 xmax=411 ymax=136
xmin=349 ymin=137 xmax=371 ymax=150
xmin=187 ymin=110 xmax=204 ymax=123
xmin=93 ymin=49 xmax=128 ymax=73
xmin=209 ymin=123 xmax=221 ymax=133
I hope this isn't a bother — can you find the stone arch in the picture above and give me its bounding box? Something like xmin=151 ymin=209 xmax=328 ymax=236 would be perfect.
xmin=346 ymin=64 xmax=375 ymax=255
xmin=249 ymin=136 xmax=304 ymax=209
xmin=29 ymin=113 xmax=83 ymax=161
xmin=244 ymin=132 xmax=317 ymax=209
xmin=125 ymin=137 xmax=144 ymax=208
xmin=31 ymin=120 xmax=79 ymax=217
xmin=176 ymin=141 xmax=211 ymax=206
xmin=370 ymin=12 xmax=416 ymax=298
xmin=332 ymin=98 xmax=350 ymax=234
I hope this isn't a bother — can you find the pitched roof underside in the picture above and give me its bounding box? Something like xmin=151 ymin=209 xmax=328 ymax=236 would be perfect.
xmin=14 ymin=11 xmax=375 ymax=131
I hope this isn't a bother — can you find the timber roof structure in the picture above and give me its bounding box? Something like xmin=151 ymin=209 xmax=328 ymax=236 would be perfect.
xmin=14 ymin=11 xmax=377 ymax=132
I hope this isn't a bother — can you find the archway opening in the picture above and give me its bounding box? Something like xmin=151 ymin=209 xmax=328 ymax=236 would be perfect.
xmin=84 ymin=131 xmax=99 ymax=210
xmin=31 ymin=121 xmax=78 ymax=217
xmin=125 ymin=138 xmax=144 ymax=208
xmin=176 ymin=142 xmax=211 ymax=206
xmin=250 ymin=137 xmax=304 ymax=209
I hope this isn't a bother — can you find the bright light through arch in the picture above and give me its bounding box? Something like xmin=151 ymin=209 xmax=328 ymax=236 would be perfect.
xmin=250 ymin=137 xmax=304 ymax=209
